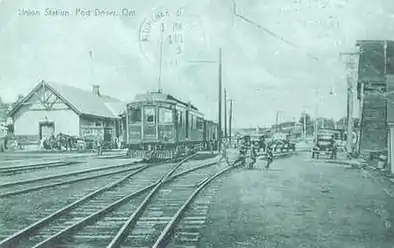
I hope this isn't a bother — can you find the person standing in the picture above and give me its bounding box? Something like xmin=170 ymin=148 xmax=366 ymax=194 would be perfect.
xmin=330 ymin=136 xmax=337 ymax=159
xmin=265 ymin=146 xmax=274 ymax=169
xmin=248 ymin=141 xmax=257 ymax=169
xmin=96 ymin=136 xmax=103 ymax=156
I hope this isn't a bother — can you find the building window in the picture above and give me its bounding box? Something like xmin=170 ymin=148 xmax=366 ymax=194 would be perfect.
xmin=130 ymin=107 xmax=141 ymax=123
xmin=159 ymin=107 xmax=173 ymax=123
xmin=95 ymin=121 xmax=102 ymax=127
xmin=144 ymin=107 xmax=155 ymax=124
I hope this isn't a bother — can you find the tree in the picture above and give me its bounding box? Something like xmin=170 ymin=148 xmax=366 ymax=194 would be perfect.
xmin=316 ymin=117 xmax=335 ymax=129
xmin=336 ymin=117 xmax=360 ymax=129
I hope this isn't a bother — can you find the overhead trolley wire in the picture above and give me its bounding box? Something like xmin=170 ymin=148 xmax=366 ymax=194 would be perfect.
xmin=232 ymin=0 xmax=320 ymax=62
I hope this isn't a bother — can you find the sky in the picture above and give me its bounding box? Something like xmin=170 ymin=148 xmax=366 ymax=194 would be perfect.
xmin=0 ymin=0 xmax=393 ymax=128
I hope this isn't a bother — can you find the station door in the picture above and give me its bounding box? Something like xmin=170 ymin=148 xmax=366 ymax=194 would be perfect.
xmin=39 ymin=122 xmax=55 ymax=139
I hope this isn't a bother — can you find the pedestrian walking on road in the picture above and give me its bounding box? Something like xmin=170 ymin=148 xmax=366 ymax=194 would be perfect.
xmin=330 ymin=137 xmax=337 ymax=159
xmin=248 ymin=141 xmax=258 ymax=169
xmin=231 ymin=136 xmax=248 ymax=167
xmin=265 ymin=147 xmax=274 ymax=169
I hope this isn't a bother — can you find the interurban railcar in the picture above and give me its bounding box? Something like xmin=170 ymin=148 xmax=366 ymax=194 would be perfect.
xmin=125 ymin=91 xmax=218 ymax=159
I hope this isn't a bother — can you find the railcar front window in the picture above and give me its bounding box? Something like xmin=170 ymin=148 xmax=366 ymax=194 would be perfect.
xmin=130 ymin=107 xmax=141 ymax=123
xmin=159 ymin=108 xmax=173 ymax=123
xmin=144 ymin=107 xmax=155 ymax=124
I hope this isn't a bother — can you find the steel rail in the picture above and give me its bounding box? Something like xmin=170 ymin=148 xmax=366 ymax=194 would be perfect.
xmin=0 ymin=165 xmax=149 ymax=248
xmin=0 ymin=160 xmax=76 ymax=172
xmin=106 ymin=158 xmax=219 ymax=248
xmin=32 ymin=161 xmax=217 ymax=248
xmin=0 ymin=153 xmax=199 ymax=248
xmin=0 ymin=161 xmax=82 ymax=174
xmin=30 ymin=155 xmax=206 ymax=248
xmin=0 ymin=161 xmax=140 ymax=188
xmin=152 ymin=165 xmax=234 ymax=247
xmin=0 ymin=165 xmax=145 ymax=198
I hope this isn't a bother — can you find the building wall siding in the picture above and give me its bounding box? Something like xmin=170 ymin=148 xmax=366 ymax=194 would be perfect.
xmin=79 ymin=115 xmax=117 ymax=141
xmin=14 ymin=108 xmax=79 ymax=136
xmin=359 ymin=91 xmax=388 ymax=155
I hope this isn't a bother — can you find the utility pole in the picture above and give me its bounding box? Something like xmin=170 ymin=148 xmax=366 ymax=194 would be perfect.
xmin=303 ymin=112 xmax=307 ymax=139
xmin=218 ymin=48 xmax=222 ymax=152
xmin=229 ymin=99 xmax=233 ymax=143
xmin=275 ymin=111 xmax=279 ymax=133
xmin=224 ymin=88 xmax=227 ymax=139
xmin=314 ymin=89 xmax=319 ymax=142
xmin=340 ymin=52 xmax=360 ymax=155
xmin=185 ymin=50 xmax=222 ymax=151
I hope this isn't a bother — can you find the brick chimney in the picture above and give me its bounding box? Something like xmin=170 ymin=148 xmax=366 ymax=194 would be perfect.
xmin=92 ymin=85 xmax=100 ymax=96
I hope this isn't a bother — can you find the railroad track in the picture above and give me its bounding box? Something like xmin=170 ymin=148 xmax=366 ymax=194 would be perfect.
xmin=0 ymin=161 xmax=145 ymax=198
xmin=0 ymin=161 xmax=83 ymax=175
xmin=0 ymin=154 xmax=227 ymax=248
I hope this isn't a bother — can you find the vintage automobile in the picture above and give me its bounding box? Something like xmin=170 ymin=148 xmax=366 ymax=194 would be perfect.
xmin=312 ymin=129 xmax=339 ymax=159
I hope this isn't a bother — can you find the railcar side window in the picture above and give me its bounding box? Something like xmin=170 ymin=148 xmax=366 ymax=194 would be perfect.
xmin=178 ymin=111 xmax=182 ymax=125
xmin=144 ymin=107 xmax=155 ymax=124
xmin=190 ymin=114 xmax=194 ymax=129
xmin=159 ymin=108 xmax=173 ymax=123
xmin=130 ymin=107 xmax=141 ymax=123
xmin=197 ymin=117 xmax=203 ymax=129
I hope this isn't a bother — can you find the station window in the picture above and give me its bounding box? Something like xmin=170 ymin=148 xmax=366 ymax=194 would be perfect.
xmin=144 ymin=107 xmax=156 ymax=124
xmin=95 ymin=121 xmax=102 ymax=127
xmin=130 ymin=107 xmax=141 ymax=123
xmin=159 ymin=108 xmax=173 ymax=123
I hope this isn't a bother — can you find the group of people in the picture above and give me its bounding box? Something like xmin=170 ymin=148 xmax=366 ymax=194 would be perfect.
xmin=227 ymin=135 xmax=274 ymax=169
xmin=312 ymin=135 xmax=343 ymax=159
xmin=40 ymin=133 xmax=75 ymax=151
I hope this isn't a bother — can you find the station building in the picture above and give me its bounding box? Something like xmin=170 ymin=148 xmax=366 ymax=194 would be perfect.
xmin=8 ymin=80 xmax=126 ymax=148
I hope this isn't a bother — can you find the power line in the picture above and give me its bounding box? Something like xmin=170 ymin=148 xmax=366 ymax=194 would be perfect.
xmin=232 ymin=0 xmax=319 ymax=61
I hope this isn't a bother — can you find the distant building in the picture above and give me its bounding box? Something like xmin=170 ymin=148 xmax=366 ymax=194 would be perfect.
xmin=270 ymin=121 xmax=302 ymax=136
xmin=8 ymin=80 xmax=126 ymax=147
xmin=233 ymin=127 xmax=269 ymax=138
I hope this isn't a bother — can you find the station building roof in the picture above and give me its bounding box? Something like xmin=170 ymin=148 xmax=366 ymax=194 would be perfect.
xmin=9 ymin=80 xmax=126 ymax=119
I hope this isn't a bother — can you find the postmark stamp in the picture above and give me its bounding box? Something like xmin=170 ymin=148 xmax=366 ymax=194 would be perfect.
xmin=138 ymin=8 xmax=185 ymax=65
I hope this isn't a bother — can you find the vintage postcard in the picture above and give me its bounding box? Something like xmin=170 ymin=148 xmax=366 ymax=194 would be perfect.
xmin=0 ymin=0 xmax=394 ymax=247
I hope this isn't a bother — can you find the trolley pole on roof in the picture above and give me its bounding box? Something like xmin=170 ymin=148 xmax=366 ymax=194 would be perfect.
xmin=218 ymin=48 xmax=223 ymax=152
xmin=157 ymin=22 xmax=165 ymax=93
